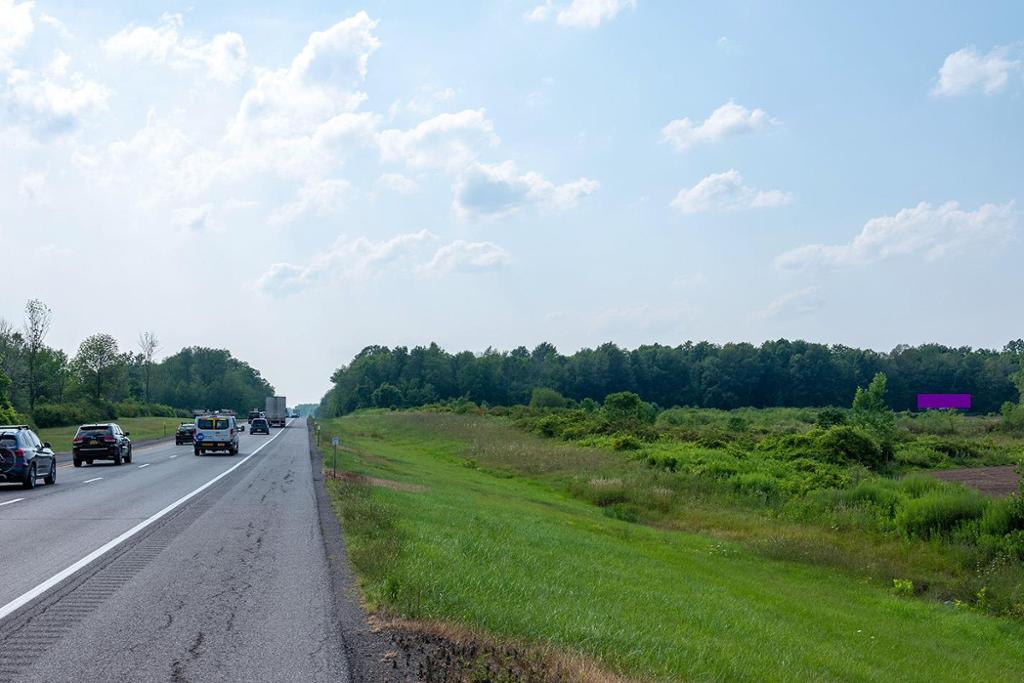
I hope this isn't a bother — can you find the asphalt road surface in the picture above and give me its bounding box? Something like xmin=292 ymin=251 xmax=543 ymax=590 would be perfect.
xmin=0 ymin=418 xmax=352 ymax=682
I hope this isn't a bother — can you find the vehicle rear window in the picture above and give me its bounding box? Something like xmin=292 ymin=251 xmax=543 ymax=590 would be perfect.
xmin=253 ymin=419 xmax=268 ymax=426
xmin=0 ymin=435 xmax=16 ymax=449
xmin=77 ymin=425 xmax=111 ymax=436
xmin=197 ymin=418 xmax=229 ymax=430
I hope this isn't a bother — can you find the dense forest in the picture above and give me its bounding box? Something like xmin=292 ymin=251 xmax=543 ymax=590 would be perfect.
xmin=0 ymin=300 xmax=274 ymax=426
xmin=319 ymin=340 xmax=1024 ymax=416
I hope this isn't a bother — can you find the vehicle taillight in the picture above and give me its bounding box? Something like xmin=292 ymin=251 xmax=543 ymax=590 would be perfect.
xmin=104 ymin=435 xmax=116 ymax=442
xmin=73 ymin=436 xmax=84 ymax=444
xmin=13 ymin=448 xmax=25 ymax=461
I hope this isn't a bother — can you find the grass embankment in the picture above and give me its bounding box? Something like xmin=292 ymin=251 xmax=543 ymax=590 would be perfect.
xmin=38 ymin=416 xmax=186 ymax=450
xmin=321 ymin=412 xmax=1024 ymax=682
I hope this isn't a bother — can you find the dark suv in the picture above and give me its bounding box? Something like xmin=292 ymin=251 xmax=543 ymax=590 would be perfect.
xmin=72 ymin=423 xmax=133 ymax=467
xmin=175 ymin=423 xmax=196 ymax=445
xmin=0 ymin=425 xmax=56 ymax=489
xmin=249 ymin=417 xmax=270 ymax=435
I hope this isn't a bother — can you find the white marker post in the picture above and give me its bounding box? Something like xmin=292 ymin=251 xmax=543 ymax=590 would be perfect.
xmin=330 ymin=436 xmax=339 ymax=478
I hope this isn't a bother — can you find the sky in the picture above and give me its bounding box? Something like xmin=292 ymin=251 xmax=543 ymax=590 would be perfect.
xmin=1 ymin=0 xmax=1022 ymax=403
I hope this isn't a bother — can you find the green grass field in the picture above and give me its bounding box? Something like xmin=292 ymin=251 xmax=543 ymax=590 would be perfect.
xmin=37 ymin=416 xmax=187 ymax=451
xmin=321 ymin=412 xmax=1024 ymax=682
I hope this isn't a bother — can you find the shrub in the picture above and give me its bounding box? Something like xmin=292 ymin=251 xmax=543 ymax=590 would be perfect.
xmin=979 ymin=496 xmax=1024 ymax=536
xmin=816 ymin=408 xmax=847 ymax=429
xmin=897 ymin=473 xmax=945 ymax=498
xmin=612 ymin=434 xmax=642 ymax=451
xmin=32 ymin=400 xmax=117 ymax=428
xmin=529 ymin=387 xmax=569 ymax=410
xmin=729 ymin=472 xmax=781 ymax=499
xmin=816 ymin=426 xmax=884 ymax=469
xmin=843 ymin=478 xmax=904 ymax=515
xmin=603 ymin=392 xmax=655 ymax=427
xmin=894 ymin=443 xmax=947 ymax=468
xmin=896 ymin=489 xmax=987 ymax=539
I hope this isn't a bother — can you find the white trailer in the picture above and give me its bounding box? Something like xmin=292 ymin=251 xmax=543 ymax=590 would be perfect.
xmin=265 ymin=396 xmax=287 ymax=428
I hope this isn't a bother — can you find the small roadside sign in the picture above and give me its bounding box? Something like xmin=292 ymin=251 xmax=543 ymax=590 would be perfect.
xmin=331 ymin=436 xmax=340 ymax=446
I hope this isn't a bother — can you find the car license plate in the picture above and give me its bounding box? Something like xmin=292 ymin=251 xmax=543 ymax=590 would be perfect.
xmin=90 ymin=439 xmax=98 ymax=445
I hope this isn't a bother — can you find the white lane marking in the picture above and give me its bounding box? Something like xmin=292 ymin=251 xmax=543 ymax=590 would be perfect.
xmin=169 ymin=455 xmax=178 ymax=459
xmin=0 ymin=498 xmax=24 ymax=508
xmin=137 ymin=463 xmax=150 ymax=469
xmin=0 ymin=419 xmax=293 ymax=622
xmin=83 ymin=477 xmax=103 ymax=484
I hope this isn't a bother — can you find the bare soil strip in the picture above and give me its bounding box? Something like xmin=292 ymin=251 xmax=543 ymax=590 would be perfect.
xmin=930 ymin=465 xmax=1020 ymax=496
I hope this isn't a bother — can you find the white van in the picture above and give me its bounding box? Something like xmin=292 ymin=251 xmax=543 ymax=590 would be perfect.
xmin=193 ymin=414 xmax=239 ymax=456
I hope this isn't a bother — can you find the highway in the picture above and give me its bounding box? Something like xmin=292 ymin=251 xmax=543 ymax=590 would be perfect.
xmin=0 ymin=419 xmax=353 ymax=682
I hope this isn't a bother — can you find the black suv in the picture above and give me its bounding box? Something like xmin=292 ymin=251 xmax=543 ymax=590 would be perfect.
xmin=0 ymin=425 xmax=57 ymax=489
xmin=175 ymin=423 xmax=196 ymax=445
xmin=249 ymin=417 xmax=270 ymax=435
xmin=73 ymin=423 xmax=133 ymax=467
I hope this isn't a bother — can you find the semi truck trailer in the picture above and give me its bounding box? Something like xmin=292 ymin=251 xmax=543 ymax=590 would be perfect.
xmin=265 ymin=396 xmax=287 ymax=428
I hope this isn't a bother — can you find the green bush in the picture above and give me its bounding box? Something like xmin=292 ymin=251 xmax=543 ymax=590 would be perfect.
xmin=612 ymin=434 xmax=642 ymax=451
xmin=896 ymin=489 xmax=987 ymax=539
xmin=729 ymin=472 xmax=781 ymax=499
xmin=898 ymin=473 xmax=946 ymax=498
xmin=816 ymin=408 xmax=847 ymax=428
xmin=529 ymin=387 xmax=569 ymax=410
xmin=32 ymin=400 xmax=117 ymax=428
xmin=894 ymin=443 xmax=947 ymax=468
xmin=843 ymin=478 xmax=904 ymax=515
xmin=816 ymin=426 xmax=884 ymax=468
xmin=979 ymin=496 xmax=1024 ymax=536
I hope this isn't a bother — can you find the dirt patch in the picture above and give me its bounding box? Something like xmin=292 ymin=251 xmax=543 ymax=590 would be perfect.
xmin=930 ymin=465 xmax=1020 ymax=496
xmin=324 ymin=470 xmax=427 ymax=493
xmin=368 ymin=614 xmax=638 ymax=683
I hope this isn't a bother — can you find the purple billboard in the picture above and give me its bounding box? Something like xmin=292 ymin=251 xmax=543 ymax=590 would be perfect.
xmin=916 ymin=393 xmax=971 ymax=411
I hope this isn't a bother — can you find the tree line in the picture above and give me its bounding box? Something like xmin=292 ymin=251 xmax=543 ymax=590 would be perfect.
xmin=1 ymin=300 xmax=275 ymax=426
xmin=319 ymin=340 xmax=1024 ymax=416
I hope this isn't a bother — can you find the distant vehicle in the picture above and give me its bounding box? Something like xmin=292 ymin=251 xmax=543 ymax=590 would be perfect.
xmin=194 ymin=414 xmax=239 ymax=456
xmin=73 ymin=423 xmax=132 ymax=467
xmin=249 ymin=417 xmax=270 ymax=435
xmin=175 ymin=423 xmax=196 ymax=445
xmin=247 ymin=410 xmax=260 ymax=423
xmin=238 ymin=423 xmax=246 ymax=433
xmin=0 ymin=425 xmax=56 ymax=488
xmin=289 ymin=409 xmax=299 ymax=418
xmin=265 ymin=396 xmax=287 ymax=428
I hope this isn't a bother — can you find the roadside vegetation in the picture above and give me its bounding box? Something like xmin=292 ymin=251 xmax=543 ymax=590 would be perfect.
xmin=1 ymin=299 xmax=274 ymax=430
xmin=36 ymin=416 xmax=190 ymax=450
xmin=320 ymin=409 xmax=1024 ymax=682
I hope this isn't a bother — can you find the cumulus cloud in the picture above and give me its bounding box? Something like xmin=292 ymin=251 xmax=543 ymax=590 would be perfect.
xmin=775 ymin=201 xmax=1018 ymax=270
xmin=661 ymin=101 xmax=775 ymax=152
xmin=172 ymin=204 xmax=220 ymax=232
xmin=453 ymin=161 xmax=598 ymax=219
xmin=1 ymin=61 xmax=109 ymax=137
xmin=268 ymin=178 xmax=351 ymax=225
xmin=378 ymin=109 xmax=499 ymax=171
xmin=228 ymin=12 xmax=379 ymax=147
xmin=756 ymin=287 xmax=823 ymax=319
xmin=932 ymin=45 xmax=1021 ymax=97
xmin=104 ymin=13 xmax=247 ymax=83
xmin=527 ymin=0 xmax=636 ymax=28
xmin=670 ymin=170 xmax=792 ymax=213
xmin=0 ymin=0 xmax=34 ymax=69
xmin=257 ymin=230 xmax=437 ymax=295
xmin=417 ymin=240 xmax=510 ymax=276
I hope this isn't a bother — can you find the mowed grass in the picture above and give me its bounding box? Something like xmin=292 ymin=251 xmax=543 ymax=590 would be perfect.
xmin=37 ymin=416 xmax=186 ymax=451
xmin=322 ymin=412 xmax=1024 ymax=682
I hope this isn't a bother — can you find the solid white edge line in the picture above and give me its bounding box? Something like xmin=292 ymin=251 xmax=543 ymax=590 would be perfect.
xmin=0 ymin=419 xmax=293 ymax=622
xmin=83 ymin=478 xmax=103 ymax=484
xmin=137 ymin=464 xmax=150 ymax=468
xmin=0 ymin=498 xmax=24 ymax=508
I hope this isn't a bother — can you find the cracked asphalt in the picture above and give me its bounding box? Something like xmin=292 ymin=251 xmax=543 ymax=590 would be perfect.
xmin=0 ymin=419 xmax=352 ymax=682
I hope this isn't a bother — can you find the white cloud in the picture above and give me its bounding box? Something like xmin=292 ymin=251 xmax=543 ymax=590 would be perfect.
xmin=0 ymin=0 xmax=33 ymax=69
xmin=661 ymin=101 xmax=775 ymax=152
xmin=378 ymin=109 xmax=499 ymax=171
xmin=38 ymin=12 xmax=70 ymax=39
xmin=670 ymin=170 xmax=792 ymax=214
xmin=377 ymin=172 xmax=418 ymax=194
xmin=268 ymin=178 xmax=351 ymax=225
xmin=2 ymin=63 xmax=109 ymax=137
xmin=756 ymin=287 xmax=823 ymax=319
xmin=104 ymin=13 xmax=247 ymax=83
xmin=775 ymin=201 xmax=1018 ymax=270
xmin=257 ymin=230 xmax=437 ymax=295
xmin=527 ymin=0 xmax=636 ymax=28
xmin=396 ymin=86 xmax=456 ymax=117
xmin=932 ymin=45 xmax=1021 ymax=97
xmin=453 ymin=161 xmax=598 ymax=219
xmin=417 ymin=240 xmax=510 ymax=276
xmin=227 ymin=12 xmax=379 ymax=148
